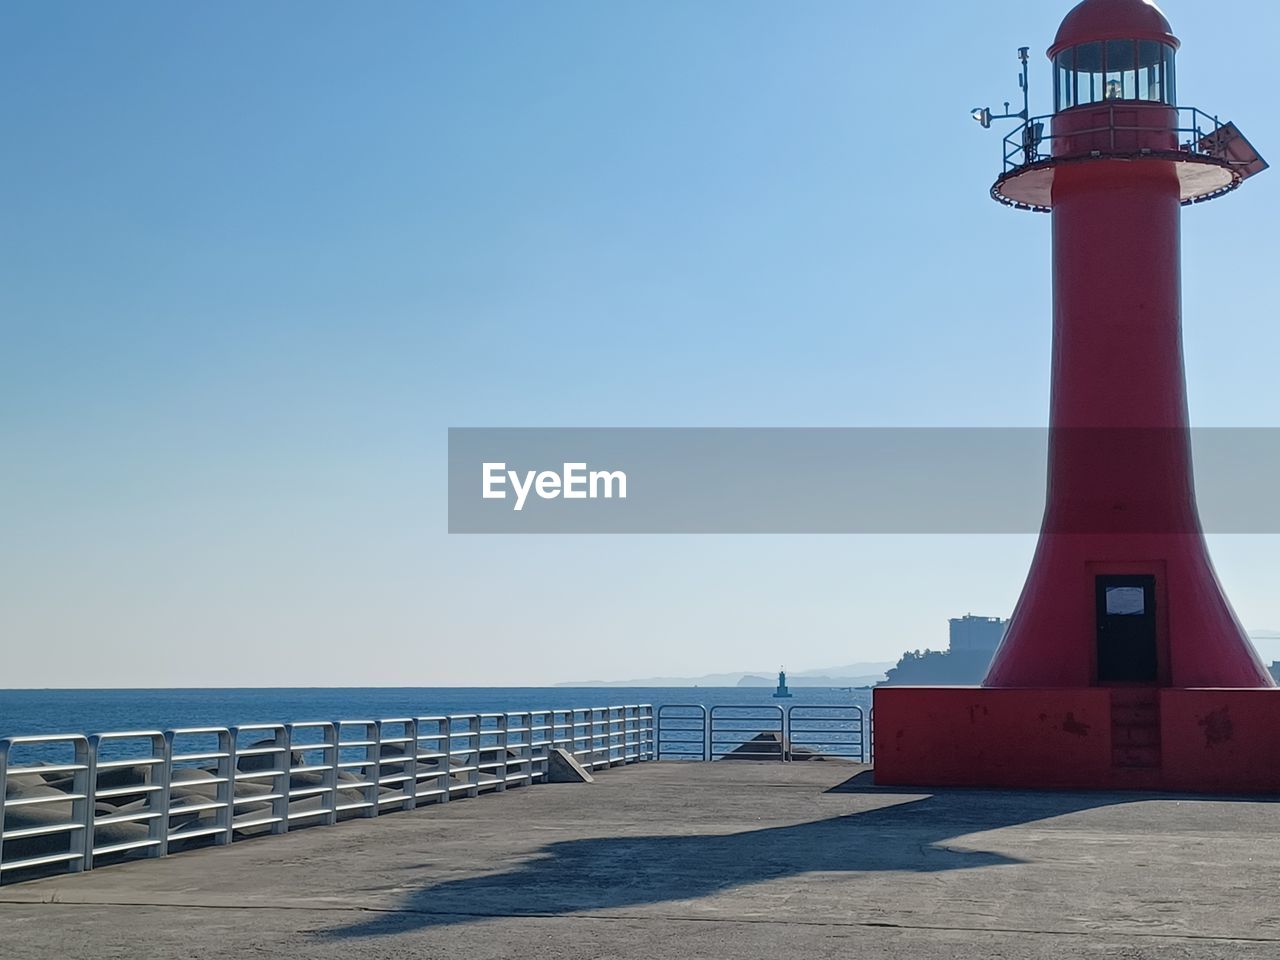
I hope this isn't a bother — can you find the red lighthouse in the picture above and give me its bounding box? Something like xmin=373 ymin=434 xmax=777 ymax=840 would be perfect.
xmin=874 ymin=0 xmax=1279 ymax=793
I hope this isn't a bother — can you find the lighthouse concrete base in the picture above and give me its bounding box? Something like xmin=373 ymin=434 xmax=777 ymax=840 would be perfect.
xmin=872 ymin=686 xmax=1280 ymax=794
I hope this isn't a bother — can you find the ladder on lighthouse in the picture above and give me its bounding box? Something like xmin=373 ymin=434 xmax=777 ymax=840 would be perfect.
xmin=1110 ymin=692 xmax=1162 ymax=769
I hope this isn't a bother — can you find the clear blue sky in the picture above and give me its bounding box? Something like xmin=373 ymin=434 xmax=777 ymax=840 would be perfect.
xmin=3 ymin=1 xmax=1279 ymax=686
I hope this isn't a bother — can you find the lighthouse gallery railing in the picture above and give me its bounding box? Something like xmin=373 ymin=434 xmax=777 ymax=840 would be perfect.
xmin=1001 ymin=105 xmax=1234 ymax=173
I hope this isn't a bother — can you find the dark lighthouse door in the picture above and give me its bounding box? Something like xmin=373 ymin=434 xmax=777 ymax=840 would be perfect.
xmin=1096 ymin=575 xmax=1158 ymax=683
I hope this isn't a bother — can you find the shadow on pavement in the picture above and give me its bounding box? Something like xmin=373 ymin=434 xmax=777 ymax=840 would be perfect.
xmin=322 ymin=772 xmax=1137 ymax=938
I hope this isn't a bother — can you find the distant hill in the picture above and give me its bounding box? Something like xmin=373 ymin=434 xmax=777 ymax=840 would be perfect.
xmin=736 ymin=673 xmax=886 ymax=688
xmin=879 ymin=650 xmax=994 ymax=685
xmin=555 ymin=662 xmax=894 ymax=688
xmin=788 ymin=663 xmax=895 ymax=680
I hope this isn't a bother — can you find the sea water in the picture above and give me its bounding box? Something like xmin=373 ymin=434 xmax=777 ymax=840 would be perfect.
xmin=0 ymin=686 xmax=872 ymax=741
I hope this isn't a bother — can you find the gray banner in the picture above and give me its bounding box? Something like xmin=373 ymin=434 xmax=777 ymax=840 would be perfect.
xmin=447 ymin=428 xmax=1280 ymax=534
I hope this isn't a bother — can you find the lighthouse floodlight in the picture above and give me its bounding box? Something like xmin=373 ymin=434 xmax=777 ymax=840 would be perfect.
xmin=971 ymin=47 xmax=1033 ymax=130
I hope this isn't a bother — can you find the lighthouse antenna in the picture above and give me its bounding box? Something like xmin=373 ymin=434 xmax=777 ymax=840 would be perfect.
xmin=970 ymin=46 xmax=1032 ymax=129
xmin=1017 ymin=47 xmax=1031 ymax=123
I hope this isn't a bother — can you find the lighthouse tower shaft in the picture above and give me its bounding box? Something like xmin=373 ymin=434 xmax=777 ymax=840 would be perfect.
xmin=984 ymin=156 xmax=1273 ymax=688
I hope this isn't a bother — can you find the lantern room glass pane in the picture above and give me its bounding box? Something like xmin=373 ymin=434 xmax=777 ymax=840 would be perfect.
xmin=1163 ymin=44 xmax=1177 ymax=103
xmin=1074 ymin=41 xmax=1104 ymax=106
xmin=1137 ymin=41 xmax=1164 ymax=101
xmin=1055 ymin=51 xmax=1075 ymax=111
xmin=1104 ymin=40 xmax=1136 ymax=100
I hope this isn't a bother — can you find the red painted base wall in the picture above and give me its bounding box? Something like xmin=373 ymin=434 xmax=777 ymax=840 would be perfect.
xmin=1160 ymin=690 xmax=1280 ymax=793
xmin=873 ymin=686 xmax=1280 ymax=794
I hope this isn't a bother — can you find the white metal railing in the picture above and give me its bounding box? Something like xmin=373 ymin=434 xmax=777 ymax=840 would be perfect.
xmin=167 ymin=728 xmax=234 ymax=847
xmin=786 ymin=706 xmax=866 ymax=763
xmin=0 ymin=704 xmax=654 ymax=885
xmin=656 ymin=704 xmax=709 ymax=761
xmin=657 ymin=704 xmax=870 ymax=763
xmin=87 ymin=731 xmax=169 ymax=866
xmin=710 ymin=705 xmax=785 ymax=761
xmin=285 ymin=721 xmax=339 ymax=827
xmin=0 ymin=735 xmax=91 ymax=877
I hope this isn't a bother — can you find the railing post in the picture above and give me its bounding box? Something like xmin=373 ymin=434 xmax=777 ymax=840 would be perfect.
xmin=619 ymin=707 xmax=628 ymax=762
xmin=367 ymin=722 xmax=381 ymax=817
xmin=457 ymin=716 xmax=479 ymax=799
xmin=152 ymin=733 xmax=172 ymax=857
xmin=554 ymin=710 xmax=567 ymax=754
xmin=781 ymin=708 xmax=790 ymax=764
xmin=593 ymin=708 xmax=603 ymax=768
xmin=71 ymin=737 xmax=91 ymax=872
xmin=702 ymin=706 xmax=710 ymax=762
xmin=323 ymin=724 xmax=339 ymax=825
xmin=869 ymin=708 xmax=875 ymax=765
xmin=469 ymin=716 xmax=481 ymax=798
xmin=576 ymin=708 xmax=585 ymax=761
xmin=83 ymin=735 xmax=100 ymax=871
xmin=530 ymin=711 xmax=547 ymax=781
xmin=519 ymin=712 xmax=535 ymax=784
xmin=627 ymin=706 xmax=638 ymax=762
xmin=776 ymin=705 xmax=785 ymax=763
xmin=637 ymin=706 xmax=646 ymax=760
xmin=403 ymin=719 xmax=418 ymax=811
xmin=372 ymin=720 xmax=386 ymax=814
xmin=615 ymin=707 xmax=625 ymax=763
xmin=217 ymin=729 xmax=234 ymax=846
xmin=0 ymin=740 xmax=8 ymax=879
xmin=595 ymin=708 xmax=605 ymax=769
xmin=509 ymin=712 xmax=524 ymax=785
xmin=439 ymin=716 xmax=452 ymax=804
xmin=273 ymin=725 xmax=290 ymax=836
xmin=650 ymin=705 xmax=657 ymax=760
xmin=851 ymin=706 xmax=865 ymax=764
xmin=162 ymin=731 xmax=177 ymax=852
xmin=496 ymin=714 xmax=508 ymax=793
xmin=578 ymin=709 xmax=588 ymax=768
xmin=604 ymin=707 xmax=614 ymax=765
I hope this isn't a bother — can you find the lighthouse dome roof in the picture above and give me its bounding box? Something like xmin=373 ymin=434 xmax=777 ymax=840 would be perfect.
xmin=1049 ymin=0 xmax=1179 ymax=57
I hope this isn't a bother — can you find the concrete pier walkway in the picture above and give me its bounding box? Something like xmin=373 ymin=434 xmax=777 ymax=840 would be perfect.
xmin=2 ymin=762 xmax=1278 ymax=958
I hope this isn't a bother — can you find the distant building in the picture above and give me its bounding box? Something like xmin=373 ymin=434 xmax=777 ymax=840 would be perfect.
xmin=949 ymin=615 xmax=1009 ymax=655
xmin=880 ymin=615 xmax=1010 ymax=686
xmin=1271 ymin=662 xmax=1280 ymax=684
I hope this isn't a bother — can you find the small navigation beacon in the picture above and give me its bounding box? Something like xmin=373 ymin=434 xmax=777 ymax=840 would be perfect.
xmin=773 ymin=669 xmax=792 ymax=699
